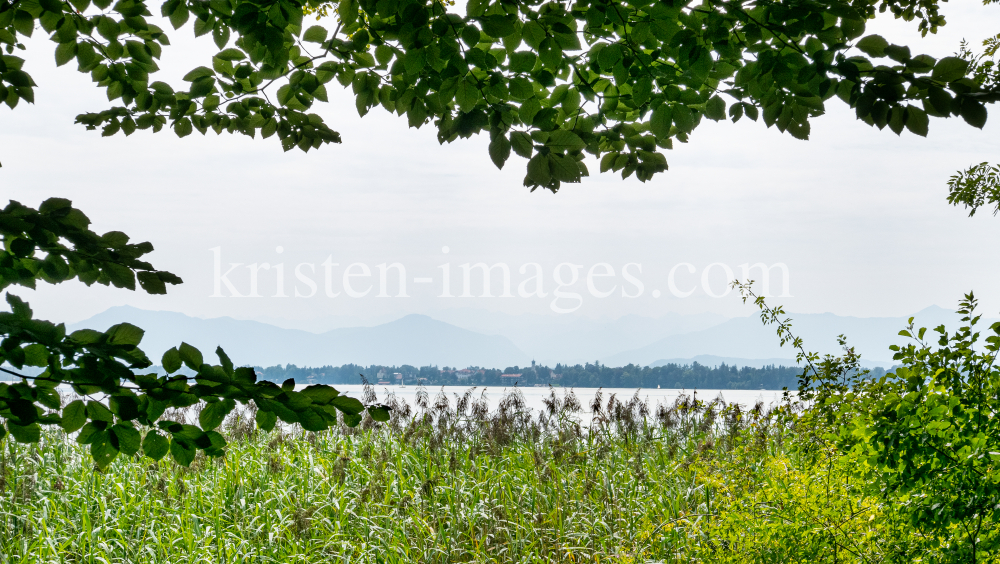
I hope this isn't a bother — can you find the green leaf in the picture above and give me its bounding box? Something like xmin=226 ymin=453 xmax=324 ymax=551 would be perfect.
xmin=489 ymin=134 xmax=511 ymax=169
xmin=169 ymin=437 xmax=195 ymax=466
xmin=87 ymin=400 xmax=114 ymax=422
xmin=960 ymin=100 xmax=987 ymax=129
xmin=481 ymin=15 xmax=515 ymax=39
xmin=161 ymin=347 xmax=182 ymax=373
xmin=303 ymin=25 xmax=328 ymax=44
xmin=375 ymin=45 xmax=393 ymax=66
xmin=343 ymin=413 xmax=363 ymax=427
xmin=203 ymin=430 xmax=227 ymax=453
xmin=255 ymin=408 xmax=277 ymax=431
xmin=298 ymin=407 xmax=328 ymax=431
xmin=54 ymin=42 xmax=77 ymax=67
xmin=509 ymin=51 xmax=536 ymax=73
xmin=199 ymin=398 xmax=235 ymax=431
xmin=461 ymin=24 xmax=481 ymax=48
xmin=110 ymin=395 xmax=139 ymax=420
xmin=168 ymin=1 xmax=189 ymax=29
xmin=455 ymin=78 xmax=479 ymax=113
xmin=855 ymin=35 xmax=888 ymax=58
xmin=600 ymin=152 xmax=617 ymax=173
xmin=547 ymin=130 xmax=586 ymax=152
xmin=23 ymin=343 xmax=48 ymax=367
xmin=841 ymin=18 xmax=865 ymax=40
xmin=215 ymin=48 xmax=245 ymax=61
xmin=174 ymin=117 xmax=193 ymax=137
xmin=905 ymin=106 xmax=928 ymax=137
xmin=330 ymin=395 xmax=364 ymax=415
xmin=111 ymin=423 xmax=141 ymax=455
xmin=39 ymin=0 xmax=63 ymax=13
xmin=216 ymin=346 xmax=234 ymax=375
xmin=182 ymin=66 xmax=215 ymax=82
xmin=704 ymin=95 xmax=726 ymax=121
xmin=932 ymin=57 xmax=969 ymax=83
xmin=510 ymin=131 xmax=533 ymax=158
xmin=526 ymin=153 xmax=551 ymax=185
xmin=300 ymin=385 xmax=338 ymax=404
xmin=142 ymin=430 xmax=169 ymax=460
xmin=103 ymin=263 xmax=135 ymax=289
xmin=7 ymin=422 xmax=40 ymax=443
xmin=466 ymin=0 xmax=487 ymax=17
xmin=673 ymin=105 xmax=695 ymax=133
xmin=12 ymin=10 xmax=34 ymax=37
xmin=368 ymin=406 xmax=390 ymax=422
xmin=178 ymin=342 xmax=203 ymax=370
xmin=212 ymin=25 xmax=230 ymax=49
xmin=521 ymin=21 xmax=545 ymax=49
xmin=7 ymin=293 xmax=32 ymax=320
xmin=189 ymin=76 xmax=215 ymax=98
xmin=887 ymin=106 xmax=905 ymax=135
xmin=235 ymin=366 xmax=257 ymax=385
xmin=91 ymin=430 xmax=119 ymax=469
xmin=106 ymin=322 xmax=144 ymax=346
xmin=550 ymin=154 xmax=581 ymax=182
xmin=538 ymin=37 xmax=561 ymax=67
xmin=519 ymin=97 xmax=541 ymax=125
xmin=906 ymin=106 xmax=929 ymax=137
xmin=729 ymin=102 xmax=744 ymax=123
xmin=598 ymin=44 xmax=622 ymax=71
xmin=908 ymin=54 xmax=936 ymax=72
xmin=142 ymin=396 xmax=167 ymax=423
xmin=61 ymin=400 xmax=87 ymax=433
xmin=884 ymin=44 xmax=910 ymax=63
xmin=78 ymin=422 xmax=108 ymax=444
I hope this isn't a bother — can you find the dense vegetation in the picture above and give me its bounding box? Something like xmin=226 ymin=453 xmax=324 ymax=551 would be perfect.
xmin=2 ymin=346 xmax=997 ymax=563
xmin=256 ymin=360 xmax=824 ymax=389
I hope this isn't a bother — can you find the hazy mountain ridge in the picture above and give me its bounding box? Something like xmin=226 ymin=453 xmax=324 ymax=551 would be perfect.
xmin=69 ymin=307 xmax=530 ymax=368
xmin=602 ymin=306 xmax=997 ymax=367
xmin=425 ymin=308 xmax=728 ymax=365
xmin=66 ymin=305 xmax=996 ymax=371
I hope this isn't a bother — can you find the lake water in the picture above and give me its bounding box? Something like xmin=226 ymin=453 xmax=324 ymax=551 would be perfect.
xmin=328 ymin=384 xmax=790 ymax=414
xmin=3 ymin=377 xmax=790 ymax=417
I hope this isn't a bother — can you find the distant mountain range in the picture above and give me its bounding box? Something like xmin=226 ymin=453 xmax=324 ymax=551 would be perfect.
xmin=65 ymin=305 xmax=995 ymax=370
xmin=69 ymin=308 xmax=529 ymax=368
xmin=426 ymin=308 xmax=727 ymax=365
xmin=602 ymin=306 xmax=995 ymax=368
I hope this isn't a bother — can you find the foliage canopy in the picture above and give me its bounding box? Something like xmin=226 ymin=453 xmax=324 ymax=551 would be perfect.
xmin=1 ymin=0 xmax=996 ymax=190
xmin=0 ymin=198 xmax=389 ymax=469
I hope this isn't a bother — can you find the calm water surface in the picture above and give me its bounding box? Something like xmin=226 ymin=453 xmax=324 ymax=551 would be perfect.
xmin=325 ymin=384 xmax=790 ymax=414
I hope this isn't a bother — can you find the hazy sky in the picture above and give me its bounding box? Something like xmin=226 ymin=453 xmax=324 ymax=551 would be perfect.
xmin=3 ymin=1 xmax=998 ymax=327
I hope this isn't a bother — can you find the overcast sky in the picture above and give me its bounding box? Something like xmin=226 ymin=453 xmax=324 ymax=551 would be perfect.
xmin=2 ymin=1 xmax=998 ymax=327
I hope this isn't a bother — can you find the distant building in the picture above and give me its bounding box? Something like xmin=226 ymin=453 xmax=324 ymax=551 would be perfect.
xmin=456 ymin=369 xmax=475 ymax=380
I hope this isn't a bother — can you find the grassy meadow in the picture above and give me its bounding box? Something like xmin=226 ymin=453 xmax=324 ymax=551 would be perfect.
xmin=0 ymin=386 xmax=965 ymax=563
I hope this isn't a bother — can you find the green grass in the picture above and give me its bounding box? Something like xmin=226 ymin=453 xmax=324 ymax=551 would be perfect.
xmin=0 ymin=387 xmax=929 ymax=563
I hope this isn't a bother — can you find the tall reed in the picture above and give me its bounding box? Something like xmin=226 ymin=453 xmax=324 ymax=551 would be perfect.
xmin=0 ymin=385 xmax=875 ymax=563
